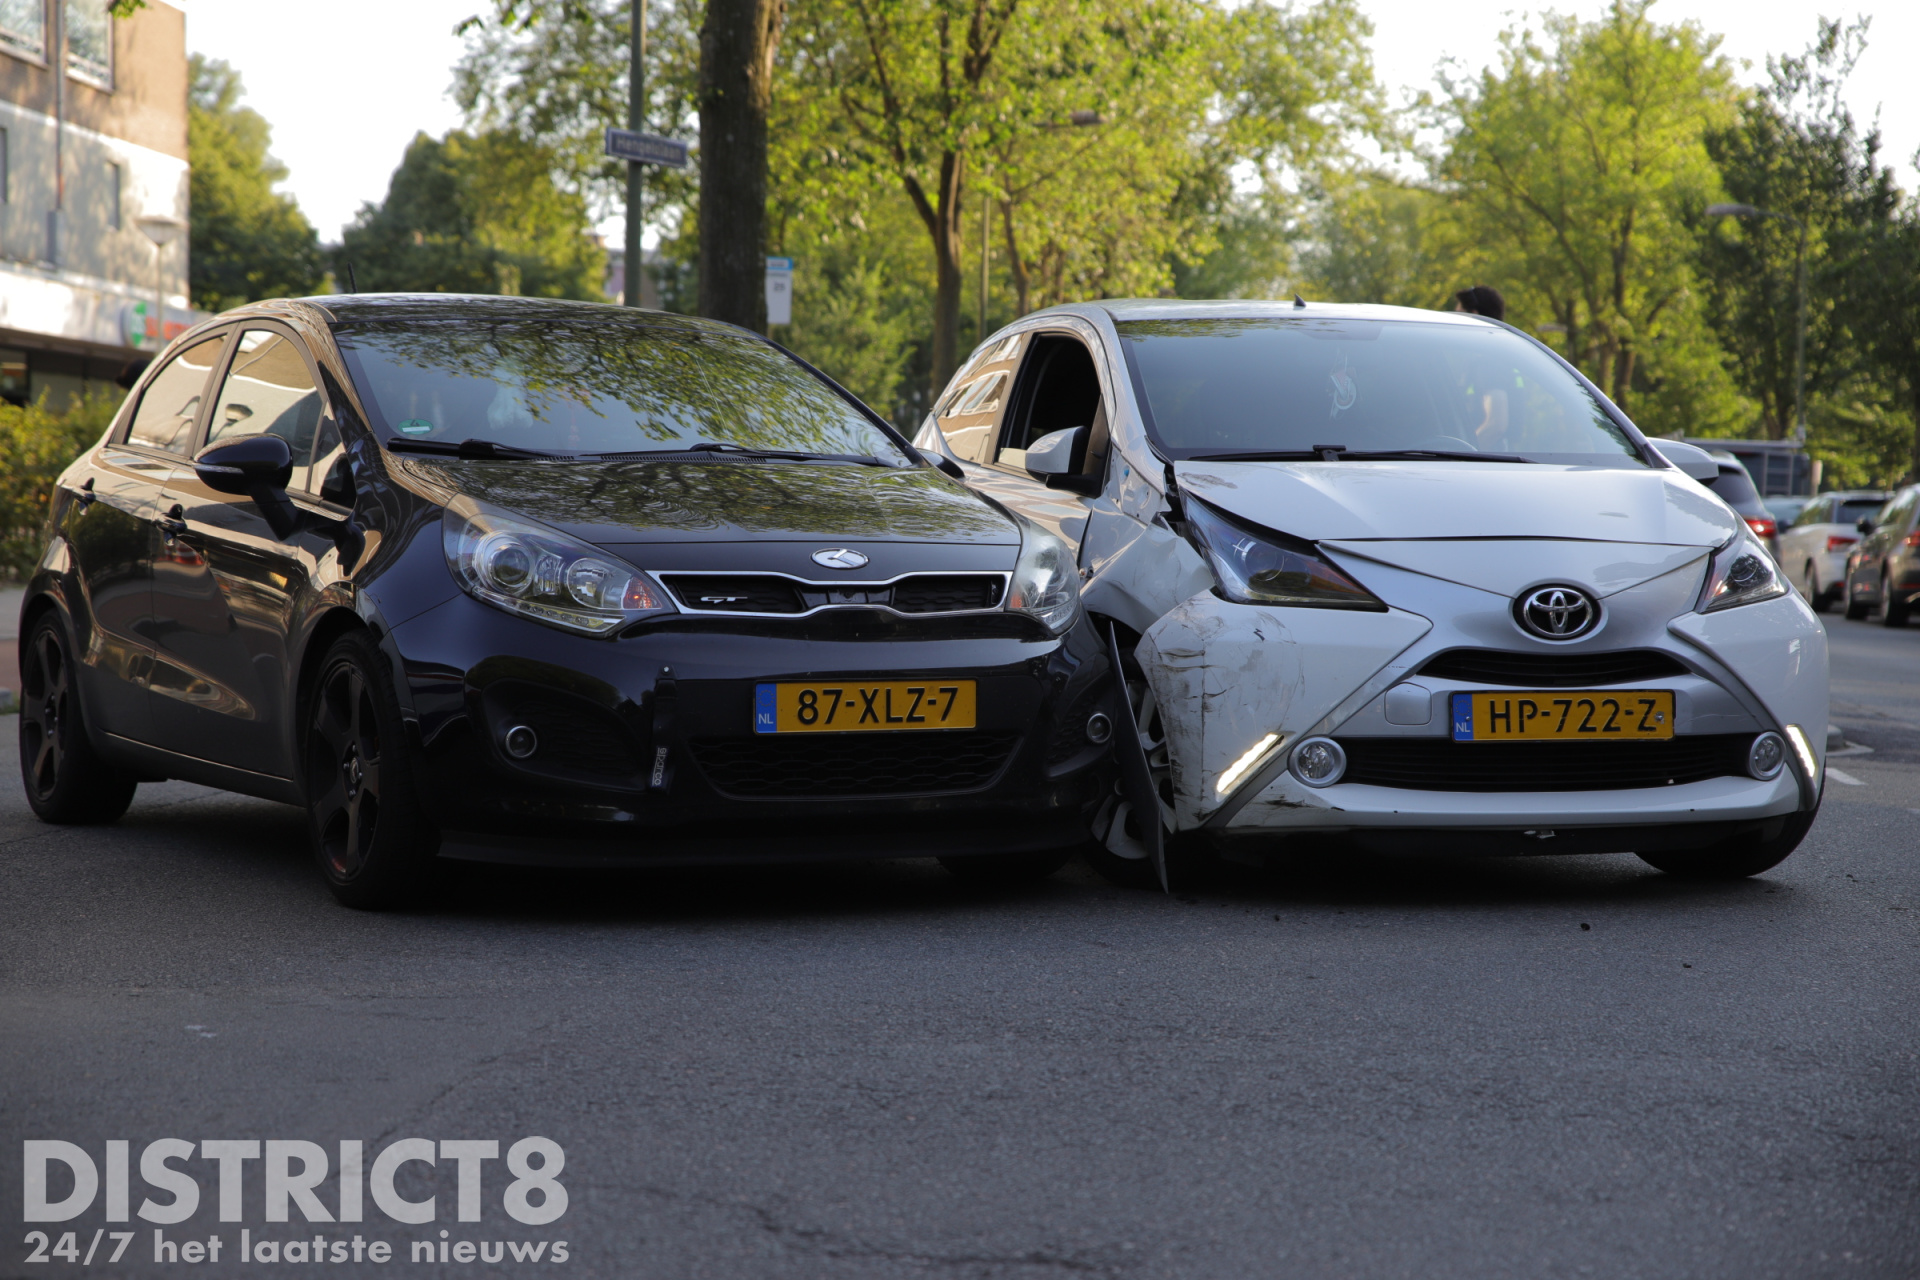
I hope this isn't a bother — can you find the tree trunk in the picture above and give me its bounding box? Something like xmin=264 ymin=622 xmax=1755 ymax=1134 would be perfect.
xmin=1000 ymin=202 xmax=1032 ymax=317
xmin=698 ymin=0 xmax=784 ymax=331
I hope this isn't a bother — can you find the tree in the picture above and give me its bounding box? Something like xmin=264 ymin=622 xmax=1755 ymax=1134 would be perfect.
xmin=187 ymin=56 xmax=324 ymax=311
xmin=700 ymin=0 xmax=786 ymax=329
xmin=1434 ymin=0 xmax=1741 ymax=426
xmin=1294 ymin=171 xmax=1442 ymax=307
xmin=336 ymin=130 xmax=606 ymax=299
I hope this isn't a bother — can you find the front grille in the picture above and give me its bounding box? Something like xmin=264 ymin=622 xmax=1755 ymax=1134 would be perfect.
xmin=485 ymin=682 xmax=645 ymax=783
xmin=662 ymin=572 xmax=1005 ymax=616
xmin=663 ymin=576 xmax=807 ymax=613
xmin=690 ymin=731 xmax=1021 ymax=798
xmin=1417 ymin=648 xmax=1689 ymax=687
xmin=1338 ymin=734 xmax=1755 ymax=792
xmin=892 ymin=575 xmax=1005 ymax=613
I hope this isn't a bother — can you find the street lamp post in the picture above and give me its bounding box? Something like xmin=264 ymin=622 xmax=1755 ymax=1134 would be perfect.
xmin=1707 ymin=202 xmax=1808 ymax=443
xmin=134 ymin=214 xmax=186 ymax=351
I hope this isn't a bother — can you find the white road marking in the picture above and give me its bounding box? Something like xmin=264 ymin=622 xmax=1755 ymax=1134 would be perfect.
xmin=1827 ymin=767 xmax=1865 ymax=787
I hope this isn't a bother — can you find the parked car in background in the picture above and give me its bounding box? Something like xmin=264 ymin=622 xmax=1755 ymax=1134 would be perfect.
xmin=1844 ymin=485 xmax=1920 ymax=626
xmin=1764 ymin=495 xmax=1814 ymax=530
xmin=1778 ymin=490 xmax=1888 ymax=612
xmin=16 ymin=296 xmax=1115 ymax=907
xmin=1696 ymin=451 xmax=1780 ymax=561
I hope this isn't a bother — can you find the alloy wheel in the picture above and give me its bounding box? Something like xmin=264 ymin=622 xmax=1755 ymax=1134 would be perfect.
xmin=308 ymin=661 xmax=384 ymax=879
xmin=19 ymin=628 xmax=68 ymax=800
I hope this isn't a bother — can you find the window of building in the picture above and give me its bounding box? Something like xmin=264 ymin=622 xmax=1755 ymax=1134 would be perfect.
xmin=107 ymin=160 xmax=121 ymax=228
xmin=0 ymin=0 xmax=47 ymax=62
xmin=64 ymin=0 xmax=110 ymax=87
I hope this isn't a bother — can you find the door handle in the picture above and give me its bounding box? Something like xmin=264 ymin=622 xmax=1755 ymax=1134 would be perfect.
xmin=158 ymin=503 xmax=189 ymax=538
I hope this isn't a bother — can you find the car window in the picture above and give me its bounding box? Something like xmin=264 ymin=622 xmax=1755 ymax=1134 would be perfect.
xmin=208 ymin=329 xmax=326 ymax=490
xmin=1707 ymin=464 xmax=1760 ymax=507
xmin=933 ymin=333 xmax=1023 ymax=464
xmin=1836 ymin=499 xmax=1884 ymax=526
xmin=124 ymin=335 xmax=226 ymax=454
xmin=1115 ymin=317 xmax=1642 ymax=464
xmin=334 ymin=313 xmax=910 ymax=463
xmin=997 ymin=334 xmax=1107 ymax=476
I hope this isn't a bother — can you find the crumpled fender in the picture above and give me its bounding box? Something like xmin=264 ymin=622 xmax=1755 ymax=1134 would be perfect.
xmin=1137 ymin=593 xmax=1432 ymax=828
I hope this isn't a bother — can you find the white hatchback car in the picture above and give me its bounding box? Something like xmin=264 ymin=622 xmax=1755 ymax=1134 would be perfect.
xmin=1776 ymin=490 xmax=1888 ymax=612
xmin=917 ymin=301 xmax=1828 ymax=885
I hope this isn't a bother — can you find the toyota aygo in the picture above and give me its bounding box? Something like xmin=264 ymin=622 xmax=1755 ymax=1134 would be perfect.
xmin=914 ymin=300 xmax=1829 ymax=886
xmin=16 ymin=296 xmax=1114 ymax=906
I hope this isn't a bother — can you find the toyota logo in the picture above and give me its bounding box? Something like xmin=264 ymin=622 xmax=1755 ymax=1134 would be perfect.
xmin=1515 ymin=585 xmax=1599 ymax=640
xmin=812 ymin=548 xmax=870 ymax=570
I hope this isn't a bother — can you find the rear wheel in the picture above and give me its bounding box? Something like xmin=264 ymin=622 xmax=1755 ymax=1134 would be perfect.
xmin=939 ymin=848 xmax=1073 ymax=886
xmin=1637 ymin=807 xmax=1817 ymax=879
xmin=1804 ymin=561 xmax=1832 ymax=614
xmin=1875 ymin=568 xmax=1909 ymax=627
xmin=17 ymin=613 xmax=138 ymax=824
xmin=305 ymin=631 xmax=436 ymax=909
xmin=1843 ymin=575 xmax=1871 ymax=620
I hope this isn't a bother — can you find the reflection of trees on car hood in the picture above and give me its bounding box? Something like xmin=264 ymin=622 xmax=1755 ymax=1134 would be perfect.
xmin=335 ymin=311 xmax=896 ymax=458
xmin=412 ymin=456 xmax=1018 ymax=544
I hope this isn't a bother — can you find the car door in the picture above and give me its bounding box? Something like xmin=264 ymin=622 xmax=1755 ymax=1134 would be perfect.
xmin=58 ymin=330 xmax=231 ymax=744
xmin=947 ymin=326 xmax=1112 ymax=549
xmin=149 ymin=325 xmax=335 ymax=777
xmin=1852 ymin=490 xmax=1913 ymax=602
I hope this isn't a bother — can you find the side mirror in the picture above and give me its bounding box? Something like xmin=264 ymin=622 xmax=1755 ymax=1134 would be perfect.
xmin=1857 ymin=517 xmax=1875 ymax=535
xmin=194 ymin=433 xmax=294 ymax=496
xmin=1025 ymin=425 xmax=1100 ymax=495
xmin=1649 ymin=440 xmax=1720 ymax=483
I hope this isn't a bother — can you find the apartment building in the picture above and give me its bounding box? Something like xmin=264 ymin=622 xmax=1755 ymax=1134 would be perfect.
xmin=1 ymin=0 xmax=205 ymax=411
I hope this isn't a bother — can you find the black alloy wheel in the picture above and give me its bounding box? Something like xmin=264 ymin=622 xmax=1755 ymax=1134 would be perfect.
xmin=305 ymin=631 xmax=435 ymax=909
xmin=1875 ymin=567 xmax=1910 ymax=627
xmin=17 ymin=613 xmax=138 ymax=824
xmin=1636 ymin=804 xmax=1818 ymax=879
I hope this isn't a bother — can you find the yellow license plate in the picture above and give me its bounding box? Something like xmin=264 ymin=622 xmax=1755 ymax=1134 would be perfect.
xmin=754 ymin=680 xmax=977 ymax=733
xmin=1451 ymin=690 xmax=1674 ymax=741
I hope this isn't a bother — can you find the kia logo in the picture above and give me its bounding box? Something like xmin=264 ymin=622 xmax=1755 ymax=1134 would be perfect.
xmin=812 ymin=548 xmax=870 ymax=570
xmin=1515 ymin=585 xmax=1599 ymax=640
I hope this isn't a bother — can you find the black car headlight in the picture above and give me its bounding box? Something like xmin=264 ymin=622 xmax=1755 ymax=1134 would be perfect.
xmin=1184 ymin=497 xmax=1386 ymax=610
xmin=1006 ymin=519 xmax=1083 ymax=635
xmin=443 ymin=501 xmax=675 ymax=635
xmin=1697 ymin=530 xmax=1789 ymax=614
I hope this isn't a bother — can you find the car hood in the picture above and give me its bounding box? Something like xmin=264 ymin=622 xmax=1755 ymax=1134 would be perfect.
xmin=402 ymin=457 xmax=1021 ymax=546
xmin=1174 ymin=459 xmax=1739 ymax=547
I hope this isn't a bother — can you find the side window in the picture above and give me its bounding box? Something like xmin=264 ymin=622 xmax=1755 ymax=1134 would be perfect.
xmin=209 ymin=330 xmax=326 ymax=491
xmin=997 ymin=334 xmax=1107 ymax=478
xmin=124 ymin=335 xmax=226 ymax=454
xmin=933 ymin=333 xmax=1023 ymax=464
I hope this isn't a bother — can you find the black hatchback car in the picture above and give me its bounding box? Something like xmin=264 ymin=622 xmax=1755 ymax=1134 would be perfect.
xmin=16 ymin=296 xmax=1115 ymax=906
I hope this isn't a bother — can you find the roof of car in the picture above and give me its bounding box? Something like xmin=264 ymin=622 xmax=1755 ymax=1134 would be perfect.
xmin=292 ymin=293 xmax=732 ymax=328
xmin=1075 ymin=298 xmax=1499 ymax=327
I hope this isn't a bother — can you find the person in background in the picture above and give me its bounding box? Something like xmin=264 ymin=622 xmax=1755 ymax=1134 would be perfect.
xmin=1454 ymin=284 xmax=1506 ymax=322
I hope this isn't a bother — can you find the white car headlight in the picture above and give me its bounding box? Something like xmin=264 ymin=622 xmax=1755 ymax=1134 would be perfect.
xmin=1006 ymin=519 xmax=1082 ymax=634
xmin=443 ymin=501 xmax=675 ymax=635
xmin=1184 ymin=497 xmax=1386 ymax=610
xmin=1697 ymin=530 xmax=1789 ymax=613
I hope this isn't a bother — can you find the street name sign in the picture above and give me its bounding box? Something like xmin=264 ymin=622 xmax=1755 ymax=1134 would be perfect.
xmin=604 ymin=129 xmax=689 ymax=169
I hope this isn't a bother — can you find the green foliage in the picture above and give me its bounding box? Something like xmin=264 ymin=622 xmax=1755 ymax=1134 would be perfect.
xmin=1294 ymin=172 xmax=1443 ymax=307
xmin=0 ymin=390 xmax=122 ymax=581
xmin=335 ymin=130 xmax=607 ymax=300
xmin=188 ymin=56 xmax=325 ymax=311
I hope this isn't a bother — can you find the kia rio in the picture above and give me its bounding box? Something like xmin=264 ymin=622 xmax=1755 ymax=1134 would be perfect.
xmin=914 ymin=300 xmax=1828 ymax=886
xmin=16 ymin=296 xmax=1113 ymax=906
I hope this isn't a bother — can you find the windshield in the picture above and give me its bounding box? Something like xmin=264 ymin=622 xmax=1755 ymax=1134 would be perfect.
xmin=1115 ymin=317 xmax=1644 ymax=465
xmin=335 ymin=314 xmax=909 ymax=462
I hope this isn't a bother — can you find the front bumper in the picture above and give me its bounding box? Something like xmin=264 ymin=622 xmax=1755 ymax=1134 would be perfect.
xmin=389 ymin=593 xmax=1114 ymax=864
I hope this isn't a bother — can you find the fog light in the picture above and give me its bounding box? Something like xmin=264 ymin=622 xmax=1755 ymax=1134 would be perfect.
xmin=1290 ymin=737 xmax=1346 ymax=788
xmin=503 ymin=724 xmax=539 ymax=759
xmin=1085 ymin=712 xmax=1113 ymax=744
xmin=1747 ymin=731 xmax=1786 ymax=780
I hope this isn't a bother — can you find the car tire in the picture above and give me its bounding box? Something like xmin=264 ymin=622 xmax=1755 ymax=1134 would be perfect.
xmin=1843 ymin=578 xmax=1871 ymax=620
xmin=1875 ymin=568 xmax=1909 ymax=627
xmin=939 ymin=848 xmax=1074 ymax=886
xmin=17 ymin=612 xmax=139 ymax=825
xmin=1636 ymin=806 xmax=1817 ymax=879
xmin=304 ymin=631 xmax=437 ymax=909
xmin=1804 ymin=562 xmax=1832 ymax=614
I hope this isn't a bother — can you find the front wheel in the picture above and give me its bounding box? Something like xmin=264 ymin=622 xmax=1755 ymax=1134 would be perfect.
xmin=17 ymin=613 xmax=138 ymax=824
xmin=1875 ymin=568 xmax=1910 ymax=627
xmin=304 ymin=631 xmax=437 ymax=909
xmin=1637 ymin=807 xmax=1817 ymax=879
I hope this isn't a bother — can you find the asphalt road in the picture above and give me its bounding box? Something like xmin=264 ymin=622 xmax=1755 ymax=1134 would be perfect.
xmin=3 ymin=614 xmax=1916 ymax=1279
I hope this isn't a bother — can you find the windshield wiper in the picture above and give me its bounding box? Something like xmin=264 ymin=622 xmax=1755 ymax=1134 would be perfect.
xmin=607 ymin=441 xmax=894 ymax=466
xmin=1185 ymin=447 xmax=1535 ymax=464
xmin=387 ymin=437 xmax=573 ymax=460
xmin=1341 ymin=449 xmax=1536 ymax=464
